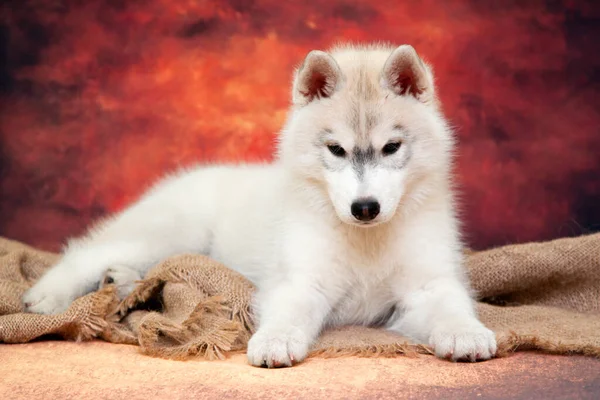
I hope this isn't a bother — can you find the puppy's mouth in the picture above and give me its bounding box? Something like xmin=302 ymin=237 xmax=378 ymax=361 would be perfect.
xmin=348 ymin=219 xmax=383 ymax=228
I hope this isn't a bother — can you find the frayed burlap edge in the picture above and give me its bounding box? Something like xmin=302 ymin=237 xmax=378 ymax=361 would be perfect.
xmin=310 ymin=343 xmax=434 ymax=359
xmin=0 ymin=286 xmax=119 ymax=344
xmin=495 ymin=332 xmax=600 ymax=358
xmin=135 ymin=298 xmax=245 ymax=361
xmin=112 ymin=269 xmax=254 ymax=360
xmin=61 ymin=286 xmax=119 ymax=342
xmin=115 ymin=266 xmax=255 ymax=334
xmin=310 ymin=333 xmax=600 ymax=361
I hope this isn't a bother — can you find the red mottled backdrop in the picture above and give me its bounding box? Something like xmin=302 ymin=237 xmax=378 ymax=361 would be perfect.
xmin=1 ymin=0 xmax=599 ymax=251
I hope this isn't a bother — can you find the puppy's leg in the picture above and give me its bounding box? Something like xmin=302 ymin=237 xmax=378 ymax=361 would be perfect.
xmin=388 ymin=212 xmax=496 ymax=362
xmin=24 ymin=209 xmax=213 ymax=314
xmin=22 ymin=258 xmax=96 ymax=315
xmin=246 ymin=278 xmax=335 ymax=368
xmin=246 ymin=218 xmax=343 ymax=368
xmin=389 ymin=276 xmax=496 ymax=361
xmin=22 ymin=241 xmax=156 ymax=314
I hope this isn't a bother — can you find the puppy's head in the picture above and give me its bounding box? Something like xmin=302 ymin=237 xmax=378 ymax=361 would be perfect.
xmin=278 ymin=44 xmax=453 ymax=226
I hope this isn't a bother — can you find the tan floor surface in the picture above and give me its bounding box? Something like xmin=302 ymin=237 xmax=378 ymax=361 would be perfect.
xmin=1 ymin=341 xmax=599 ymax=399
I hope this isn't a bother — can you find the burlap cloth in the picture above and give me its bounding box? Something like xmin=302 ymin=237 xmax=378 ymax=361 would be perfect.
xmin=1 ymin=234 xmax=599 ymax=360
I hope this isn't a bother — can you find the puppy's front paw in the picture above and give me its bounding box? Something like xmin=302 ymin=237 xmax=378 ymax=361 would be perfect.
xmin=23 ymin=277 xmax=74 ymax=315
xmin=246 ymin=326 xmax=310 ymax=368
xmin=100 ymin=264 xmax=142 ymax=300
xmin=429 ymin=320 xmax=497 ymax=362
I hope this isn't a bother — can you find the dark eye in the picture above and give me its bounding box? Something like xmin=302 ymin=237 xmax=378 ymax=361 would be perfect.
xmin=382 ymin=141 xmax=402 ymax=156
xmin=327 ymin=144 xmax=346 ymax=157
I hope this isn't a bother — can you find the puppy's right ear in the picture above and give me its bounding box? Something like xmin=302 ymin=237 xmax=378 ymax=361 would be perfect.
xmin=293 ymin=50 xmax=342 ymax=106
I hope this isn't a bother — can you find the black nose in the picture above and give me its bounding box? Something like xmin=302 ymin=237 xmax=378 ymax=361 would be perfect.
xmin=351 ymin=198 xmax=380 ymax=222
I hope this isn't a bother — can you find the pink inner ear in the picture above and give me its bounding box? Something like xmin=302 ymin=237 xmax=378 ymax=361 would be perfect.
xmin=301 ymin=70 xmax=330 ymax=101
xmin=395 ymin=67 xmax=422 ymax=97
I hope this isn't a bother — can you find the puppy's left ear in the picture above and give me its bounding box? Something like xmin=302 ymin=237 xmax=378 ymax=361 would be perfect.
xmin=381 ymin=45 xmax=435 ymax=105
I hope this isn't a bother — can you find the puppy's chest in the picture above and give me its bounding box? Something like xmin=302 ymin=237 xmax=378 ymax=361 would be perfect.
xmin=328 ymin=259 xmax=399 ymax=327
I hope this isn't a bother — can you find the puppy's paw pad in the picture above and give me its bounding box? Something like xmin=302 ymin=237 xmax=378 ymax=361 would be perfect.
xmin=100 ymin=265 xmax=142 ymax=299
xmin=430 ymin=322 xmax=497 ymax=362
xmin=246 ymin=327 xmax=309 ymax=368
xmin=22 ymin=286 xmax=71 ymax=315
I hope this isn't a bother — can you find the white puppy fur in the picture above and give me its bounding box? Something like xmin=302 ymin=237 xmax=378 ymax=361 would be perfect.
xmin=23 ymin=43 xmax=496 ymax=367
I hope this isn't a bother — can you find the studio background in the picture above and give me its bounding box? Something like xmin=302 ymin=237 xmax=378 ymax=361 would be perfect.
xmin=1 ymin=0 xmax=599 ymax=252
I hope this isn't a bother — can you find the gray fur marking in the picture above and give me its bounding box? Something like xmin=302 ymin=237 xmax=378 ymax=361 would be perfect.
xmin=351 ymin=146 xmax=376 ymax=179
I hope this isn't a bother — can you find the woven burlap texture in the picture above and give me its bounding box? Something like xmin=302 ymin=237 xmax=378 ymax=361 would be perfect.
xmin=1 ymin=234 xmax=599 ymax=360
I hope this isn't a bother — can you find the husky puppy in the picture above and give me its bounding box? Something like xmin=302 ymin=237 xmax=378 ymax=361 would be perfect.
xmin=23 ymin=43 xmax=497 ymax=367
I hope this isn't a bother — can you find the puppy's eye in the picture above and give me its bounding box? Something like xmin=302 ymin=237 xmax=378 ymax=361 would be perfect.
xmin=382 ymin=141 xmax=402 ymax=156
xmin=327 ymin=144 xmax=346 ymax=157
